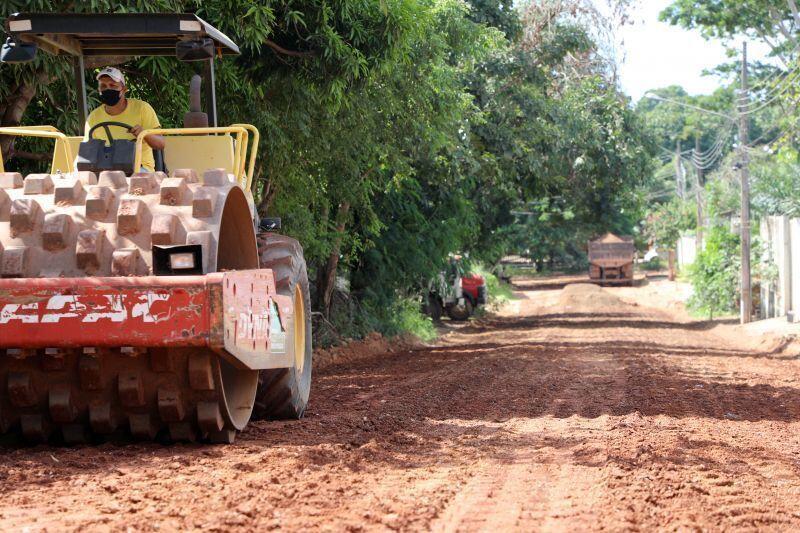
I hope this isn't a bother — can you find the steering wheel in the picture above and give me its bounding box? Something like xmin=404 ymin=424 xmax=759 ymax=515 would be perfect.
xmin=87 ymin=121 xmax=135 ymax=142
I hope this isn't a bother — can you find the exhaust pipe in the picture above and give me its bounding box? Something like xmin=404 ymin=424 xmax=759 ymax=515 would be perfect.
xmin=183 ymin=74 xmax=209 ymax=128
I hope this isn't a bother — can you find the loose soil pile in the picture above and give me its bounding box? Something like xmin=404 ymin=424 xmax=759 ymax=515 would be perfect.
xmin=557 ymin=283 xmax=631 ymax=314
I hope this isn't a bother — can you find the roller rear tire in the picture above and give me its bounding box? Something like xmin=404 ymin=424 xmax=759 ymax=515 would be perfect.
xmin=253 ymin=234 xmax=313 ymax=419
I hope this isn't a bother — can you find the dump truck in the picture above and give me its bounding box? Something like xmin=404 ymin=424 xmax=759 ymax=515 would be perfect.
xmin=588 ymin=233 xmax=635 ymax=285
xmin=0 ymin=13 xmax=312 ymax=444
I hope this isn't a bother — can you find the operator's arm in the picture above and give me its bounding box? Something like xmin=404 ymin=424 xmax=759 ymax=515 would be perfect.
xmin=131 ymin=127 xmax=165 ymax=150
xmin=131 ymin=101 xmax=165 ymax=150
xmin=147 ymin=135 xmax=166 ymax=150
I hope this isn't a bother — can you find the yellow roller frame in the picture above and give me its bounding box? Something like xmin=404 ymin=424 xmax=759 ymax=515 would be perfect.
xmin=0 ymin=127 xmax=74 ymax=174
xmin=232 ymin=123 xmax=260 ymax=192
xmin=0 ymin=124 xmax=261 ymax=191
xmin=135 ymin=125 xmax=258 ymax=191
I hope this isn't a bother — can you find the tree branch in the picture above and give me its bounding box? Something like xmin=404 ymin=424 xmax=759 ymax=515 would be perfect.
xmin=9 ymin=149 xmax=50 ymax=162
xmin=769 ymin=8 xmax=797 ymax=48
xmin=788 ymin=0 xmax=800 ymax=28
xmin=756 ymin=27 xmax=789 ymax=67
xmin=264 ymin=39 xmax=318 ymax=59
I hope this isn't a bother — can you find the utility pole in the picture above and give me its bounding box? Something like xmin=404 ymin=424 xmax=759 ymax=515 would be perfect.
xmin=739 ymin=41 xmax=752 ymax=324
xmin=667 ymin=139 xmax=682 ymax=281
xmin=675 ymin=140 xmax=685 ymax=200
xmin=694 ymin=134 xmax=704 ymax=254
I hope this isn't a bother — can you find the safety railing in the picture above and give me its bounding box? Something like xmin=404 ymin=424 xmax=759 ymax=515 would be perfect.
xmin=232 ymin=123 xmax=260 ymax=192
xmin=135 ymin=126 xmax=257 ymax=190
xmin=0 ymin=124 xmax=260 ymax=191
xmin=0 ymin=127 xmax=74 ymax=174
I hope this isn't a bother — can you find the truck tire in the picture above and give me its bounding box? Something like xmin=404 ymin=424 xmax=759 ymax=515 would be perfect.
xmin=427 ymin=293 xmax=444 ymax=322
xmin=253 ymin=234 xmax=313 ymax=420
xmin=447 ymin=298 xmax=473 ymax=321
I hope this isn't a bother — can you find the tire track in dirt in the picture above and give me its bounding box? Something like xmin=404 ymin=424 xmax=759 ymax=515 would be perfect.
xmin=594 ymin=346 xmax=800 ymax=531
xmin=431 ymin=298 xmax=635 ymax=532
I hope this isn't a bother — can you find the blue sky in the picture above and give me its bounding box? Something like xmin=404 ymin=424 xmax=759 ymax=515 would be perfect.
xmin=616 ymin=0 xmax=772 ymax=101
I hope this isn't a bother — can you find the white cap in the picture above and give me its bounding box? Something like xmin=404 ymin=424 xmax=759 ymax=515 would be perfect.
xmin=96 ymin=66 xmax=125 ymax=85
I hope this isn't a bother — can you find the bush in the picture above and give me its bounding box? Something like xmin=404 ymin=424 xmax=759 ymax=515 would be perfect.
xmin=316 ymin=292 xmax=437 ymax=347
xmin=687 ymin=226 xmax=740 ymax=319
xmin=371 ymin=297 xmax=437 ymax=342
xmin=641 ymin=256 xmax=664 ymax=271
xmin=644 ymin=197 xmax=695 ymax=252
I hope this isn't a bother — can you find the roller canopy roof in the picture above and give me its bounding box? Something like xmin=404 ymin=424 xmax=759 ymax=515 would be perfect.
xmin=4 ymin=13 xmax=240 ymax=57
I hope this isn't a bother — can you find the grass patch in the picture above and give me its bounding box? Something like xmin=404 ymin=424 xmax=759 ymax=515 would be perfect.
xmin=500 ymin=264 xmax=537 ymax=278
xmin=319 ymin=293 xmax=437 ymax=347
xmin=472 ymin=263 xmax=514 ymax=310
xmin=374 ymin=297 xmax=437 ymax=342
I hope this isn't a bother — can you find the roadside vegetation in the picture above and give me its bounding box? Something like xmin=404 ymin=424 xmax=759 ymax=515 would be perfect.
xmin=0 ymin=0 xmax=652 ymax=344
xmin=8 ymin=1 xmax=798 ymax=332
xmin=635 ymin=1 xmax=800 ymax=319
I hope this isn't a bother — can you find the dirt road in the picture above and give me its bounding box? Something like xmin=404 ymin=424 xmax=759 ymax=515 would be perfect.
xmin=3 ymin=277 xmax=800 ymax=531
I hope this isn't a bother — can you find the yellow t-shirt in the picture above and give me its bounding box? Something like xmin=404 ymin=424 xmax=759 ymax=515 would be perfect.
xmin=84 ymin=99 xmax=161 ymax=172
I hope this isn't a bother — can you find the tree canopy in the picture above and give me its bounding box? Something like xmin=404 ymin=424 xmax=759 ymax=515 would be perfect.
xmin=0 ymin=0 xmax=656 ymax=339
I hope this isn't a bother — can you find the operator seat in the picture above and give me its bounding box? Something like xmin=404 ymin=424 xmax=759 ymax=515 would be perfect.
xmin=154 ymin=75 xmax=208 ymax=174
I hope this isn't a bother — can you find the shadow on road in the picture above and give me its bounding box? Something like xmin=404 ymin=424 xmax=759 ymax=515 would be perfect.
xmin=459 ymin=314 xmax=740 ymax=334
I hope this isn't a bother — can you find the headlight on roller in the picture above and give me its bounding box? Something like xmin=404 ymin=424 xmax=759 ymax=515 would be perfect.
xmin=152 ymin=244 xmax=204 ymax=276
xmin=169 ymin=252 xmax=196 ymax=270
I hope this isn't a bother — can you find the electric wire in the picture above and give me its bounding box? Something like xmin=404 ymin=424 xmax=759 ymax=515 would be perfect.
xmin=748 ymin=41 xmax=800 ymax=92
xmin=691 ymin=130 xmax=730 ymax=161
xmin=750 ymin=64 xmax=794 ymax=92
xmin=695 ymin=122 xmax=735 ymax=156
xmin=738 ymin=77 xmax=800 ymax=116
xmin=691 ymin=139 xmax=727 ymax=166
xmin=689 ymin=144 xmax=728 ymax=170
xmin=737 ymin=65 xmax=800 ymax=115
xmin=688 ymin=125 xmax=735 ymax=169
xmin=744 ymin=62 xmax=800 ymax=104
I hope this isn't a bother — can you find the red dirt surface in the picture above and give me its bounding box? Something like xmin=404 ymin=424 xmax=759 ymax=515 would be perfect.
xmin=3 ymin=275 xmax=800 ymax=531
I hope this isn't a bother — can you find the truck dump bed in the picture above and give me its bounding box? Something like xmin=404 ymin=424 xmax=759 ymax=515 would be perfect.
xmin=588 ymin=233 xmax=635 ymax=284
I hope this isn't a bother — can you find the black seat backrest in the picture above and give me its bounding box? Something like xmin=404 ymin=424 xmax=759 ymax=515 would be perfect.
xmin=154 ymin=149 xmax=167 ymax=173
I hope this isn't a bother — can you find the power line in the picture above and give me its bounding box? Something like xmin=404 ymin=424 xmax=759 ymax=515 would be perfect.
xmin=690 ymin=142 xmax=727 ymax=167
xmin=750 ymin=64 xmax=794 ymax=91
xmin=688 ymin=125 xmax=735 ymax=169
xmin=691 ymin=132 xmax=729 ymax=162
xmin=642 ymin=93 xmax=736 ymax=121
xmin=742 ymin=62 xmax=800 ymax=106
xmin=738 ymin=71 xmax=800 ymax=115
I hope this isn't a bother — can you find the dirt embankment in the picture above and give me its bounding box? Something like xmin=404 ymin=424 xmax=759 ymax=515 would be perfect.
xmin=3 ymin=277 xmax=800 ymax=531
xmin=313 ymin=331 xmax=422 ymax=370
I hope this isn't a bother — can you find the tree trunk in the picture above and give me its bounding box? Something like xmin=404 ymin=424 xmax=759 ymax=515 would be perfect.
xmin=1 ymin=72 xmax=50 ymax=160
xmin=254 ymin=164 xmax=275 ymax=217
xmin=0 ymin=81 xmax=21 ymax=160
xmin=0 ymin=79 xmax=39 ymax=158
xmin=317 ymin=202 xmax=350 ymax=317
xmin=8 ymin=149 xmax=50 ymax=161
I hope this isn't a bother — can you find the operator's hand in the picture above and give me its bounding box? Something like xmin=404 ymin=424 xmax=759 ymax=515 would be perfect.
xmin=129 ymin=125 xmax=144 ymax=138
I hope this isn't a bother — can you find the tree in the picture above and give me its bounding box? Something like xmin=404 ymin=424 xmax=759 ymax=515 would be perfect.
xmin=661 ymin=0 xmax=800 ymax=64
xmin=688 ymin=225 xmax=741 ymax=319
xmin=0 ymin=0 xmax=661 ymax=341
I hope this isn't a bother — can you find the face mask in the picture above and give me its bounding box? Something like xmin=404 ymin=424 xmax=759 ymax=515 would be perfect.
xmin=99 ymin=89 xmax=122 ymax=106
